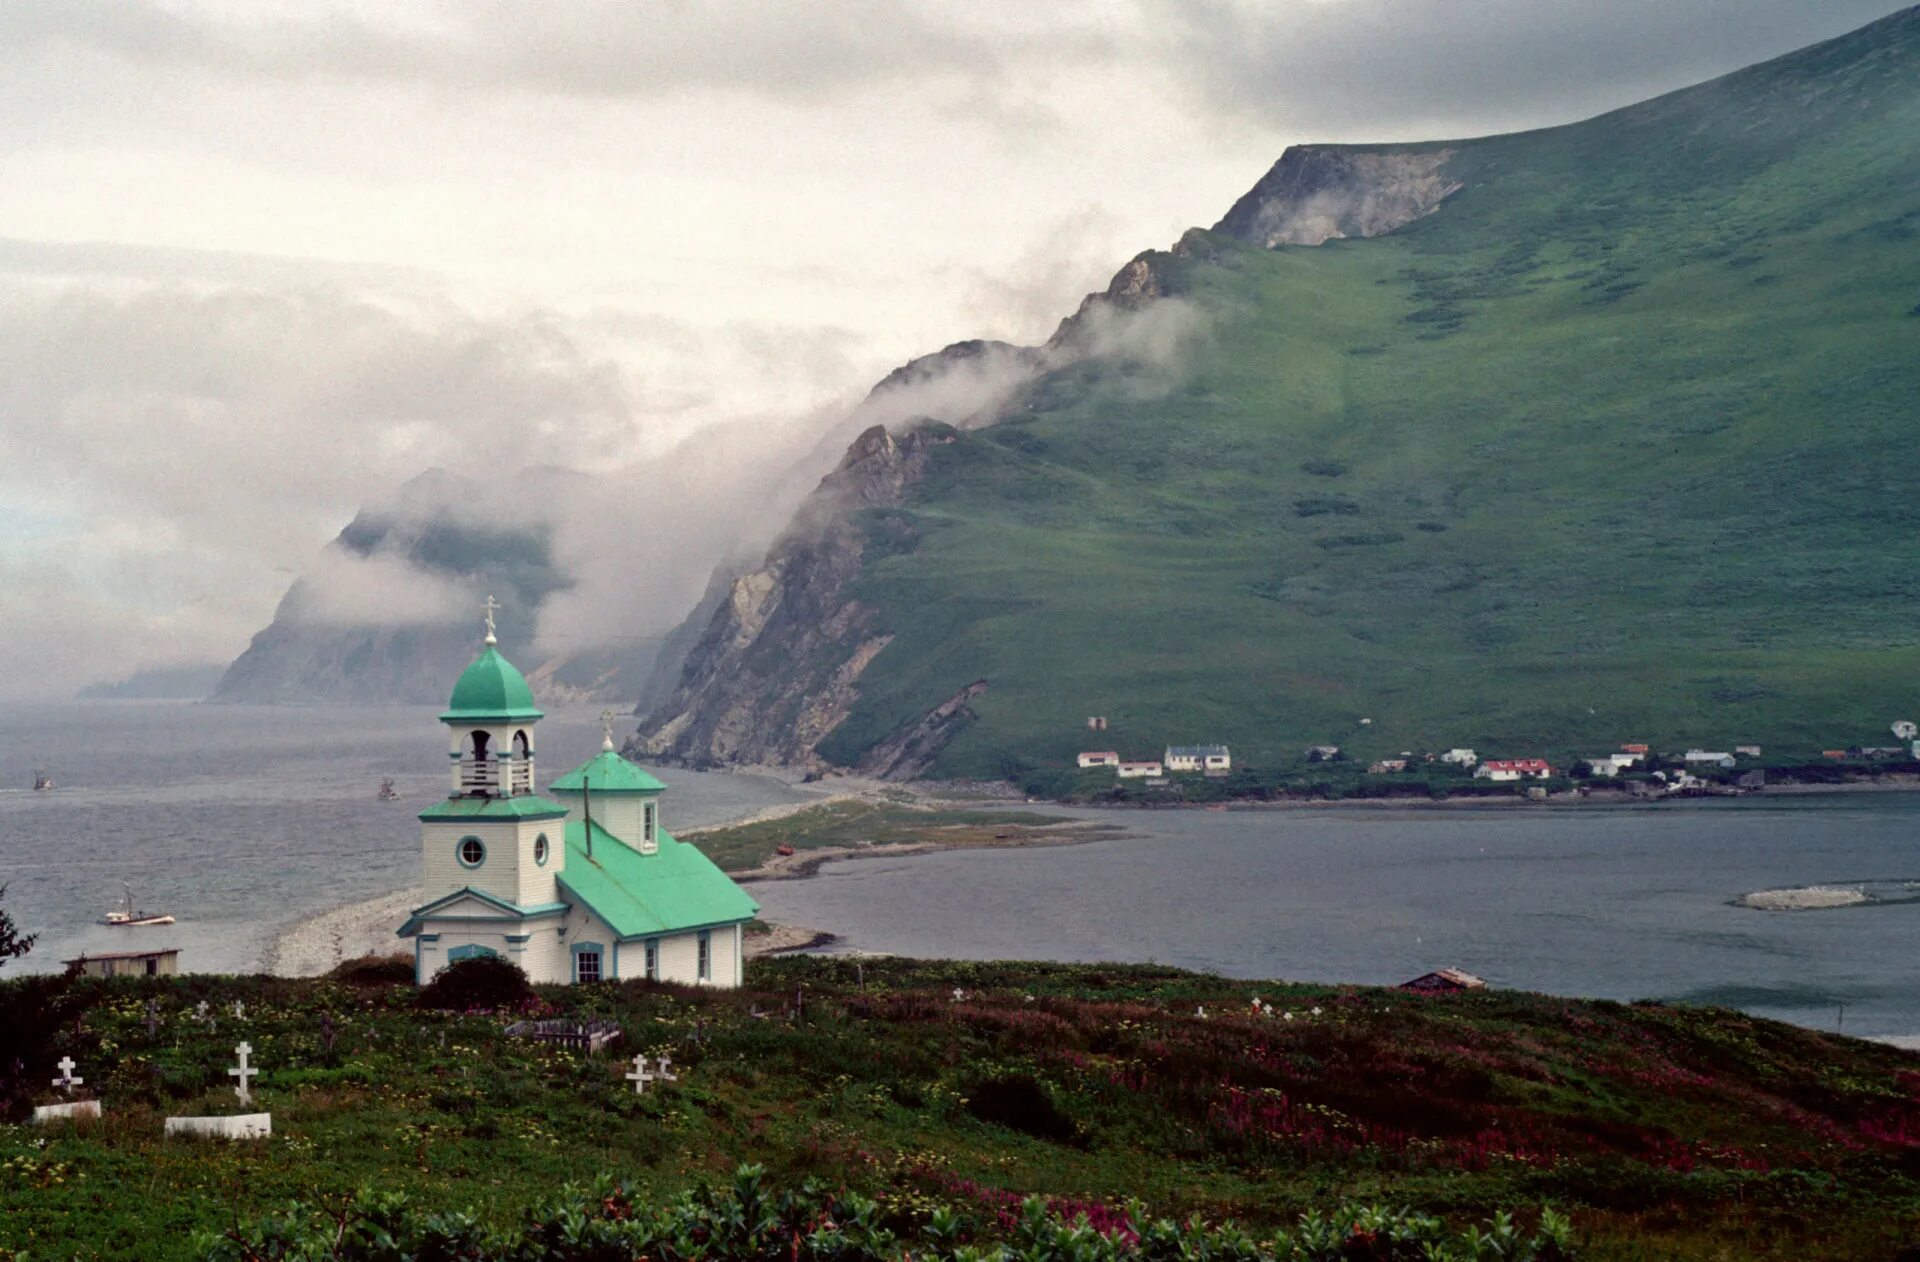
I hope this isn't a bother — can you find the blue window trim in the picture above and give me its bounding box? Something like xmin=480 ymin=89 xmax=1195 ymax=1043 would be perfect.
xmin=644 ymin=937 xmax=659 ymax=981
xmin=448 ymin=944 xmax=497 ymax=963
xmin=534 ymin=833 xmax=550 ymax=867
xmin=697 ymin=930 xmax=712 ymax=981
xmin=571 ymin=940 xmax=607 ymax=984
xmin=456 ymin=835 xmax=486 ymax=869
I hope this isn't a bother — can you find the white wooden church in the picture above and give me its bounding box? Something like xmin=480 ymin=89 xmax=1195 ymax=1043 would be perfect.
xmin=398 ymin=614 xmax=757 ymax=987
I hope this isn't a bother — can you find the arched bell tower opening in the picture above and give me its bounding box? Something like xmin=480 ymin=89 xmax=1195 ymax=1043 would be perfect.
xmin=461 ymin=730 xmax=496 ymax=796
xmin=511 ymin=729 xmax=533 ymax=795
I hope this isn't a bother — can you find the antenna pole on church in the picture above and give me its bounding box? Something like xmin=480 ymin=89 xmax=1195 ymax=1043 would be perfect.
xmin=583 ymin=777 xmax=593 ymax=858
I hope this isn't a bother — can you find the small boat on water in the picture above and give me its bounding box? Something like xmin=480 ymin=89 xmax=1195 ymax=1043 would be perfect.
xmin=33 ymin=769 xmax=53 ymax=791
xmin=102 ymin=884 xmax=175 ymax=928
xmin=377 ymin=778 xmax=400 ymax=800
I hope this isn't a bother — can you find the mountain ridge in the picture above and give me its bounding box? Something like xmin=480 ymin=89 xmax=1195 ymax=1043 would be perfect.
xmin=634 ymin=6 xmax=1920 ymax=778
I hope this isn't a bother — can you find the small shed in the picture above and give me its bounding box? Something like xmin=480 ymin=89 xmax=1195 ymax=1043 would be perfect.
xmin=1400 ymin=967 xmax=1486 ymax=993
xmin=64 ymin=948 xmax=180 ymax=978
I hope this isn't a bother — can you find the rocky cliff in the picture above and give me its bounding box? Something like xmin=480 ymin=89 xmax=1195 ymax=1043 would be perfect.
xmin=1212 ymin=145 xmax=1461 ymax=248
xmin=212 ymin=469 xmax=646 ymax=707
xmin=630 ymin=422 xmax=959 ymax=770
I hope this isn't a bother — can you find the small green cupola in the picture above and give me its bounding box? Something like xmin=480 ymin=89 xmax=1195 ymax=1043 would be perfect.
xmin=549 ymin=712 xmax=666 ymax=852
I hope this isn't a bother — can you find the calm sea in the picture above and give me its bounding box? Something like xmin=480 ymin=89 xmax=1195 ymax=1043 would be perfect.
xmin=751 ymin=796 xmax=1920 ymax=1038
xmin=0 ymin=701 xmax=813 ymax=975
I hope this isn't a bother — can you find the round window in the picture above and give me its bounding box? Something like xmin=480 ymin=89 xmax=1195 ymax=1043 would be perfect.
xmin=457 ymin=836 xmax=486 ymax=868
xmin=534 ymin=834 xmax=549 ymax=866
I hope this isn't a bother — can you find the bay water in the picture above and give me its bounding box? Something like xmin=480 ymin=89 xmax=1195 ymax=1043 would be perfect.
xmin=6 ymin=701 xmax=1916 ymax=1039
xmin=750 ymin=796 xmax=1920 ymax=1038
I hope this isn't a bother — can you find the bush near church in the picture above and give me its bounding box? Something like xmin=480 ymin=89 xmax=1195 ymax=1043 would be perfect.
xmin=419 ymin=953 xmax=535 ymax=1011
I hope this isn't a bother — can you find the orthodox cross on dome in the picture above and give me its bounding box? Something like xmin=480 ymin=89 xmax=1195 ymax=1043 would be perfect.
xmin=483 ymin=594 xmax=500 ymax=646
xmin=52 ymin=1055 xmax=82 ymax=1096
xmin=228 ymin=1041 xmax=258 ymax=1106
xmin=600 ymin=709 xmax=616 ymax=752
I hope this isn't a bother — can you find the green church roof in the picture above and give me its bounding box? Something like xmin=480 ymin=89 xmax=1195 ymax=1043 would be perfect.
xmin=441 ymin=644 xmax=544 ymax=723
xmin=556 ymin=821 xmax=757 ymax=939
xmin=418 ymin=794 xmax=569 ymax=823
xmin=549 ymin=749 xmax=666 ymax=795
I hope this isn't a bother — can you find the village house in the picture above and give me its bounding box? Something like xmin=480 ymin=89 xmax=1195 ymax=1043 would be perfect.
xmin=1305 ymin=745 xmax=1342 ymax=762
xmin=1077 ymin=751 xmax=1119 ymax=769
xmin=1621 ymin=743 xmax=1650 ymax=756
xmin=1474 ymin=758 xmax=1553 ymax=782
xmin=1440 ymin=748 xmax=1477 ymax=767
xmin=63 ymin=948 xmax=180 ymax=978
xmin=1368 ymin=759 xmax=1409 ymax=774
xmin=1684 ymin=749 xmax=1737 ymax=769
xmin=398 ymin=612 xmax=757 ymax=988
xmin=1116 ymin=760 xmax=1163 ymax=778
xmin=1580 ymin=758 xmax=1623 ymax=778
xmin=1164 ymin=744 xmax=1231 ymax=772
xmin=1401 ymin=967 xmax=1487 ymax=993
xmin=1735 ymin=744 xmax=1762 ymax=757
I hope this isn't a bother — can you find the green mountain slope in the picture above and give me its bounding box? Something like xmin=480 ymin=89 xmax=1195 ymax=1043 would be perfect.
xmin=642 ymin=7 xmax=1920 ymax=778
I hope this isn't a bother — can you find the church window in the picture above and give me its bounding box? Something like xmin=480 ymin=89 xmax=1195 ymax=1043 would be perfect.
xmin=643 ymin=802 xmax=657 ymax=845
xmin=575 ymin=949 xmax=602 ymax=983
xmin=697 ymin=931 xmax=711 ymax=981
xmin=644 ymin=939 xmax=659 ymax=980
xmin=533 ymin=834 xmax=549 ymax=866
xmin=457 ymin=836 xmax=486 ymax=868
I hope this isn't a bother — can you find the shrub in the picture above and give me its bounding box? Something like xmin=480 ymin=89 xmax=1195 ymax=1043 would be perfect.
xmin=418 ymin=954 xmax=532 ymax=1011
xmin=966 ymin=1073 xmax=1079 ymax=1144
xmin=327 ymin=953 xmax=415 ymax=987
xmin=201 ymin=1167 xmax=1578 ymax=1261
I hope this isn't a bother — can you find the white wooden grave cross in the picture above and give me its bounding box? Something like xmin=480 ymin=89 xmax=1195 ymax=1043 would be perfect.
xmin=231 ymin=1000 xmax=246 ymax=1021
xmin=52 ymin=1056 xmax=82 ymax=1096
xmin=626 ymin=1054 xmax=678 ymax=1095
xmin=228 ymin=1041 xmax=258 ymax=1106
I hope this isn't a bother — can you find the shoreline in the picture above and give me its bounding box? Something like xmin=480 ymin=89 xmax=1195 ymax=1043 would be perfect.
xmin=263 ymin=772 xmax=1920 ymax=975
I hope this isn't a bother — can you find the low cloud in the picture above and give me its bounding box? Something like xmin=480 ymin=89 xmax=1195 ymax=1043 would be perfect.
xmin=1149 ymin=0 xmax=1912 ymax=139
xmin=285 ymin=550 xmax=472 ymax=628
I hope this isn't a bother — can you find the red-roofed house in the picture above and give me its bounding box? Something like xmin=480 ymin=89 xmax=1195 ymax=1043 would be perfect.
xmin=1474 ymin=758 xmax=1554 ymax=781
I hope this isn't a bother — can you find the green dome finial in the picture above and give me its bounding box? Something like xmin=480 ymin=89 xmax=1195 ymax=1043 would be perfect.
xmin=441 ymin=598 xmax=542 ymax=723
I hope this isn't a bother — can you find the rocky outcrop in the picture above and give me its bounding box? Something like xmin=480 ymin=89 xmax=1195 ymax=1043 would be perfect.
xmin=1213 ymin=146 xmax=1461 ymax=248
xmin=630 ymin=423 xmax=957 ymax=770
xmin=855 ymin=679 xmax=989 ymax=779
xmin=212 ymin=470 xmax=643 ymax=707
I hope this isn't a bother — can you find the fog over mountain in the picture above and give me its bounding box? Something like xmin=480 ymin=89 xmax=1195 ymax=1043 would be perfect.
xmin=0 ymin=0 xmax=1907 ymax=700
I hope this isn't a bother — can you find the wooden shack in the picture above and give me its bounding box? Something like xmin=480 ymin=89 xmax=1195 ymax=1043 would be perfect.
xmin=1400 ymin=967 xmax=1487 ymax=993
xmin=63 ymin=948 xmax=180 ymax=978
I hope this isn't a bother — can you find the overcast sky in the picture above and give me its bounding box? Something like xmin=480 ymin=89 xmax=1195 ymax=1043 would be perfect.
xmin=0 ymin=0 xmax=1907 ymax=698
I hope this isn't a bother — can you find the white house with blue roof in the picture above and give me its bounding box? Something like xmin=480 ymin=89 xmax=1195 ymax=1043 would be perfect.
xmin=398 ymin=613 xmax=758 ymax=987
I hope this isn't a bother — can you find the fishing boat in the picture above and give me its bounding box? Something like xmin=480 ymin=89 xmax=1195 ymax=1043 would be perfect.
xmin=102 ymin=884 xmax=175 ymax=928
xmin=377 ymin=778 xmax=400 ymax=800
xmin=32 ymin=769 xmax=53 ymax=791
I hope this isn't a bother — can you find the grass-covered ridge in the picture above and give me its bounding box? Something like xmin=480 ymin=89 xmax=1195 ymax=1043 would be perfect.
xmin=4 ymin=958 xmax=1918 ymax=1259
xmin=807 ymin=8 xmax=1920 ymax=778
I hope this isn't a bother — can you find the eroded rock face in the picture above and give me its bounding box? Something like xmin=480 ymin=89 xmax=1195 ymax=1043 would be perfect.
xmin=1214 ymin=146 xmax=1462 ymax=248
xmin=630 ymin=424 xmax=955 ymax=771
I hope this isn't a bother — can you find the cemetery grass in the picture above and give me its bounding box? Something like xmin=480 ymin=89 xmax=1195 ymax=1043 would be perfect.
xmin=1 ymin=958 xmax=1918 ymax=1259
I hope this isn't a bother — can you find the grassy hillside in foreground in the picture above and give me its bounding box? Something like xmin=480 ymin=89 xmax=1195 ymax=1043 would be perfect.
xmin=805 ymin=8 xmax=1920 ymax=779
xmin=4 ymin=959 xmax=1920 ymax=1260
